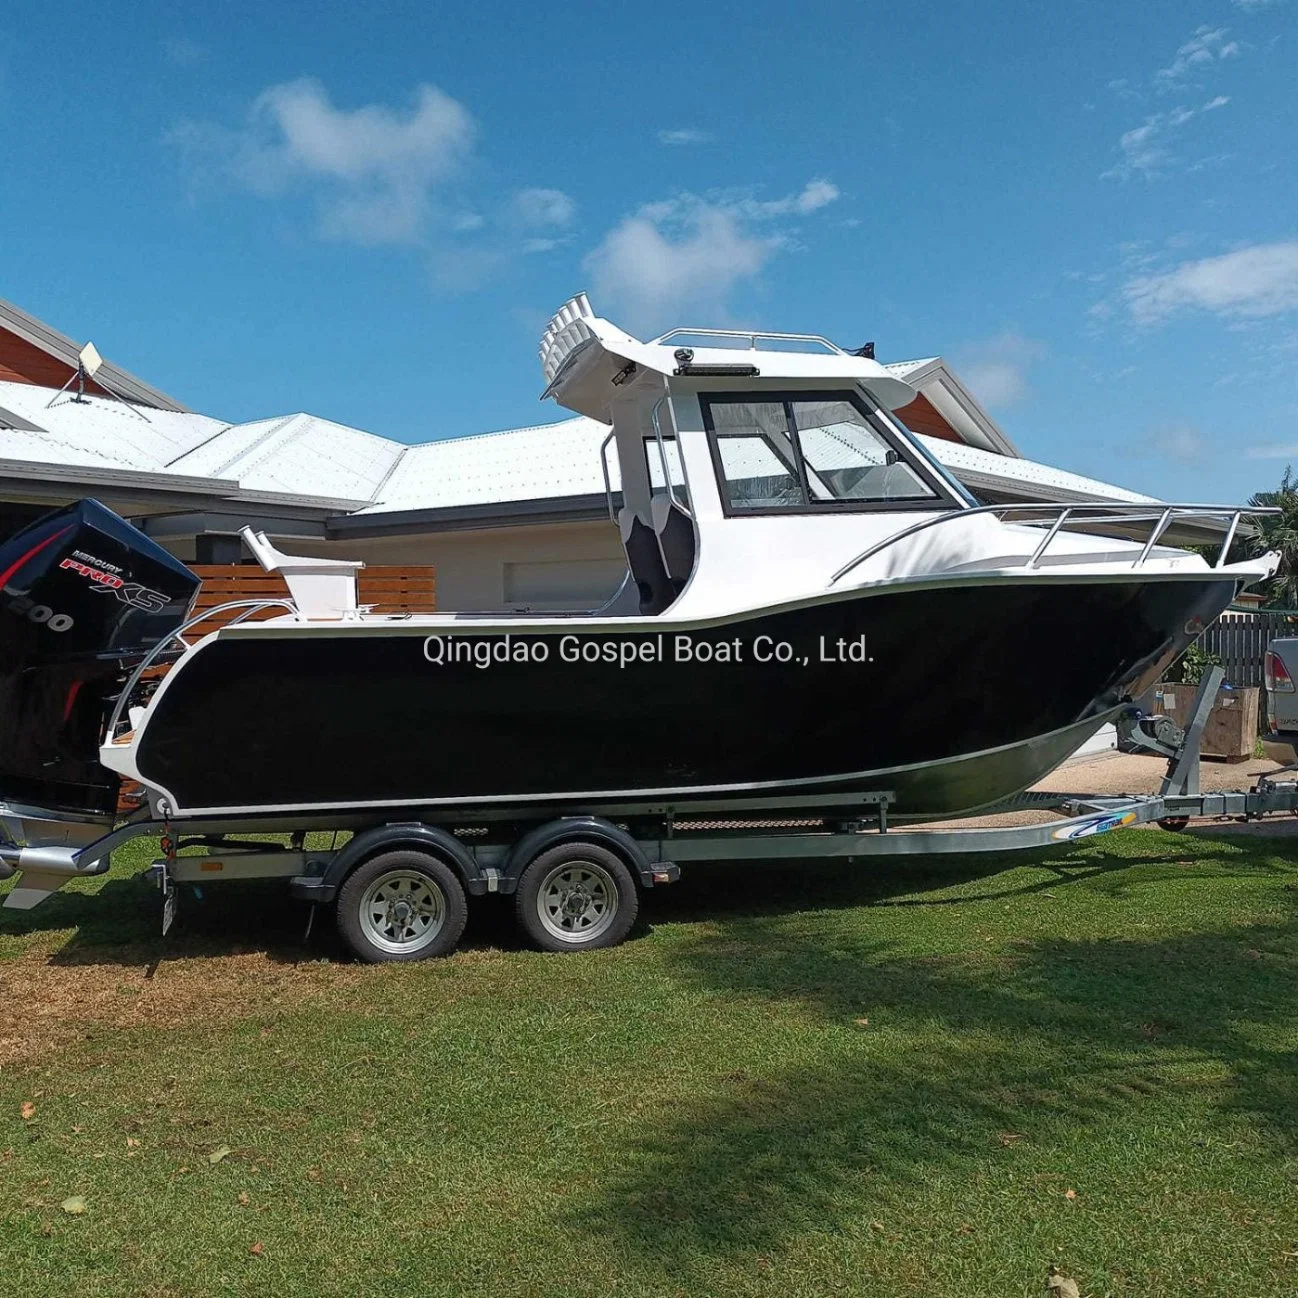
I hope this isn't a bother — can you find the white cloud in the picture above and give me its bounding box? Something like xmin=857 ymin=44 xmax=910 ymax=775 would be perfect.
xmin=1127 ymin=424 xmax=1213 ymax=462
xmin=512 ymin=187 xmax=575 ymax=228
xmin=1123 ymin=241 xmax=1298 ymax=323
xmin=1108 ymin=118 xmax=1169 ymax=177
xmin=952 ymin=333 xmax=1046 ymax=408
xmin=583 ymin=181 xmax=839 ymax=333
xmin=1155 ymin=26 xmax=1242 ymax=88
xmin=1245 ymin=442 xmax=1298 ymax=458
xmin=162 ymin=36 xmax=203 ymax=66
xmin=1232 ymin=0 xmax=1285 ymax=11
xmin=792 ymin=178 xmax=840 ymax=214
xmin=1103 ymin=95 xmax=1230 ymax=179
xmin=585 ymin=202 xmax=775 ymax=334
xmin=169 ymin=78 xmax=476 ymax=245
xmin=736 ymin=179 xmax=841 ymax=219
xmin=657 ymin=128 xmax=713 ymax=145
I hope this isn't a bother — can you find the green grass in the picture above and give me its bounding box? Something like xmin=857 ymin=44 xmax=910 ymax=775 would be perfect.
xmin=2 ymin=830 xmax=1298 ymax=1297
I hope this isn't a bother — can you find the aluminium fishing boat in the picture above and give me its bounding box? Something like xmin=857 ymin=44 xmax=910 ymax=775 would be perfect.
xmin=0 ymin=296 xmax=1279 ymax=837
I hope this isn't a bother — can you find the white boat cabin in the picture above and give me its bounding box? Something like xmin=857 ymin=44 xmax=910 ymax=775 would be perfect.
xmin=534 ymin=295 xmax=1246 ymax=623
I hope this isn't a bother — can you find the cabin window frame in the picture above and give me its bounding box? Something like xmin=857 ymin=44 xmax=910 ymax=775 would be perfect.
xmin=700 ymin=388 xmax=964 ymax=518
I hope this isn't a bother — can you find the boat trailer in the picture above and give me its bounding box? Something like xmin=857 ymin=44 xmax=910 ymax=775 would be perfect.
xmin=1 ymin=667 xmax=1295 ymax=960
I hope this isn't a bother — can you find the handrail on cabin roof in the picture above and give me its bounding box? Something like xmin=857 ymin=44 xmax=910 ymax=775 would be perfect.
xmin=652 ymin=326 xmax=844 ymax=355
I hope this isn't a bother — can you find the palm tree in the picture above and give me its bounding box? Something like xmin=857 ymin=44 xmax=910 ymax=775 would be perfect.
xmin=1248 ymin=466 xmax=1298 ymax=608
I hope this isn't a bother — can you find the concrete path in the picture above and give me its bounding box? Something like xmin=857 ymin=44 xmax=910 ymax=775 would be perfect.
xmin=1034 ymin=751 xmax=1281 ymax=796
xmin=907 ymin=752 xmax=1297 ymax=834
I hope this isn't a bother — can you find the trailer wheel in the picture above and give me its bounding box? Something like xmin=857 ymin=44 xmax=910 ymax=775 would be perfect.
xmin=515 ymin=842 xmax=638 ymax=952
xmin=1158 ymin=816 xmax=1191 ymax=833
xmin=336 ymin=851 xmax=468 ymax=963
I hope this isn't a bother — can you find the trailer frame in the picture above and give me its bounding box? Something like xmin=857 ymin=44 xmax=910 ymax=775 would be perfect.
xmin=3 ymin=667 xmax=1297 ymax=957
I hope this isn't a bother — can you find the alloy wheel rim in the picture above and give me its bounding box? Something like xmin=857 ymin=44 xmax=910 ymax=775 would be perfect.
xmin=537 ymin=860 xmax=618 ymax=942
xmin=358 ymin=870 xmax=446 ymax=954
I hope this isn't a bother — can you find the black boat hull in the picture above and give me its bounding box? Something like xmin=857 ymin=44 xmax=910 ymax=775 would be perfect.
xmin=132 ymin=574 xmax=1235 ymax=821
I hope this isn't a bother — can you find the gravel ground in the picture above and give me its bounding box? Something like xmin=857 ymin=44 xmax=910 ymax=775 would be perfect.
xmin=1033 ymin=750 xmax=1283 ymax=796
xmin=906 ymin=750 xmax=1298 ymax=834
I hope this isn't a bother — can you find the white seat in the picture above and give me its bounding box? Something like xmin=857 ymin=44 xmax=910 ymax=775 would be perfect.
xmin=239 ymin=527 xmax=363 ymax=620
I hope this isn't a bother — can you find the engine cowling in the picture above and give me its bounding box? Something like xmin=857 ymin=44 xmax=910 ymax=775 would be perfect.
xmin=0 ymin=500 xmax=199 ymax=816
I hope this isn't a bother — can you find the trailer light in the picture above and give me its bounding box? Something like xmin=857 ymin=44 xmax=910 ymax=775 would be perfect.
xmin=1265 ymin=650 xmax=1295 ymax=693
xmin=200 ymin=860 xmax=224 ymax=872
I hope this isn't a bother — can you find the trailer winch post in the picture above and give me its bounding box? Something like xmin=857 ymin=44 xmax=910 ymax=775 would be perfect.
xmin=1160 ymin=665 xmax=1224 ymax=799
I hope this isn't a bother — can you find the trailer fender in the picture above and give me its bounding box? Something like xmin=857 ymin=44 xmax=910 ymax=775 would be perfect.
xmin=291 ymin=823 xmax=483 ymax=904
xmin=499 ymin=817 xmax=677 ymax=892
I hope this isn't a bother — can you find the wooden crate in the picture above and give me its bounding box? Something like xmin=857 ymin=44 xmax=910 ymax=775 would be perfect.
xmin=189 ymin=563 xmax=436 ymax=633
xmin=1151 ymin=683 xmax=1260 ymax=761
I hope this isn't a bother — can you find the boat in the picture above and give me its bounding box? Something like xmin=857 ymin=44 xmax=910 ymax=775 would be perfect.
xmin=0 ymin=295 xmax=1279 ymax=836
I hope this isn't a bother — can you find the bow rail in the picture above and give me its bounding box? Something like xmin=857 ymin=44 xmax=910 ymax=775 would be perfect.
xmin=829 ymin=503 xmax=1279 ymax=587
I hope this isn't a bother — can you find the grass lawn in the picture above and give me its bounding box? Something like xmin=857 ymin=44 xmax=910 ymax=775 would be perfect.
xmin=2 ymin=828 xmax=1298 ymax=1297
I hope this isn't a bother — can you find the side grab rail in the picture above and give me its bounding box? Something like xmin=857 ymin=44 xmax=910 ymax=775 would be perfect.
xmin=105 ymin=598 xmax=297 ymax=741
xmin=829 ymin=503 xmax=1279 ymax=587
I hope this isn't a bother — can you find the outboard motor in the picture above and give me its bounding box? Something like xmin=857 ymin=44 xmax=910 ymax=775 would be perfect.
xmin=0 ymin=500 xmax=198 ymax=817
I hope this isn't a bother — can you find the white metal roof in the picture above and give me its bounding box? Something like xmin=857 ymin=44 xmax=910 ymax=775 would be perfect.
xmin=884 ymin=358 xmax=938 ymax=376
xmin=167 ymin=411 xmax=402 ymax=503
xmin=353 ymin=414 xmax=1152 ymax=515
xmin=359 ymin=418 xmax=609 ymax=513
xmin=0 ymin=376 xmax=1150 ymax=522
xmin=928 ymin=436 xmax=1152 ymax=503
xmin=0 ymin=380 xmax=226 ymax=471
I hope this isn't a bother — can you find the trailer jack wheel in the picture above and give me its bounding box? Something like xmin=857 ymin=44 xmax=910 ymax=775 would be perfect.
xmin=515 ymin=842 xmax=638 ymax=953
xmin=336 ymin=851 xmax=468 ymax=963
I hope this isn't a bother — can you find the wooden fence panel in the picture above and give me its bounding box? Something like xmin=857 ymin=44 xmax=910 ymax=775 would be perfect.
xmin=1200 ymin=610 xmax=1297 ymax=688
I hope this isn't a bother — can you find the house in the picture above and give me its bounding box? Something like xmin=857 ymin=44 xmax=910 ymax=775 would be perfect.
xmin=0 ymin=295 xmax=1154 ymax=611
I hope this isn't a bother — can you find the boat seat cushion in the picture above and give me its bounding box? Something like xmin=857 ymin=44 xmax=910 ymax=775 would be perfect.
xmin=651 ymin=495 xmax=696 ymax=588
xmin=619 ymin=509 xmax=675 ymax=615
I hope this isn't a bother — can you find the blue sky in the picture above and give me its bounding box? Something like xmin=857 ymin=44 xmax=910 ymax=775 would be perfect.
xmin=1 ymin=0 xmax=1295 ymax=503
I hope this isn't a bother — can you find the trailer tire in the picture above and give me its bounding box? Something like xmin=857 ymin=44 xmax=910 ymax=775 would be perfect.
xmin=515 ymin=842 xmax=638 ymax=952
xmin=336 ymin=851 xmax=468 ymax=963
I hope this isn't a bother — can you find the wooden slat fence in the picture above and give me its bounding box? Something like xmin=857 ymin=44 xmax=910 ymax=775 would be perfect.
xmin=1199 ymin=610 xmax=1298 ymax=687
xmin=188 ymin=563 xmax=436 ymax=633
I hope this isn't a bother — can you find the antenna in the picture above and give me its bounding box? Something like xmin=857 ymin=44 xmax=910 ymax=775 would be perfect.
xmin=79 ymin=341 xmax=103 ymax=387
xmin=45 ymin=340 xmax=151 ymax=421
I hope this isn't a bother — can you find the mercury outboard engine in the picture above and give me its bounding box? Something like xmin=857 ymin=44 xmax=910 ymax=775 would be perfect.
xmin=0 ymin=500 xmax=198 ymax=817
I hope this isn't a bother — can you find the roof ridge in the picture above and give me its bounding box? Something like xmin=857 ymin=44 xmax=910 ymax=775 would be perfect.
xmin=220 ymin=412 xmax=317 ymax=478
xmin=402 ymin=414 xmax=594 ymax=451
xmin=162 ymin=418 xmax=238 ymax=469
xmin=174 ymin=412 xmax=300 ymax=476
xmin=368 ymin=442 xmax=413 ymax=505
xmin=278 ymin=409 xmax=401 ymax=446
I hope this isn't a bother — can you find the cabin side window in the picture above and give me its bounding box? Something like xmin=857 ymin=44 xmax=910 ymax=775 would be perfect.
xmin=643 ymin=434 xmax=691 ymax=511
xmin=701 ymin=392 xmax=946 ymax=515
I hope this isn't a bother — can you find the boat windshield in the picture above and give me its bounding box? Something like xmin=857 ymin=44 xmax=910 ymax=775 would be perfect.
xmin=701 ymin=392 xmax=950 ymax=514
